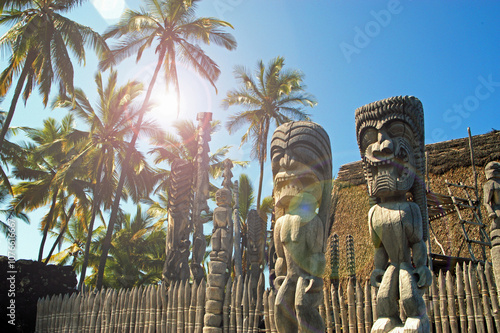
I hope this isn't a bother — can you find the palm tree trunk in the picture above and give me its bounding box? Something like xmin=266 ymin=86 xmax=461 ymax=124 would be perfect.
xmin=0 ymin=54 xmax=34 ymax=151
xmin=78 ymin=153 xmax=105 ymax=291
xmin=95 ymin=48 xmax=166 ymax=290
xmin=38 ymin=188 xmax=59 ymax=262
xmin=45 ymin=202 xmax=76 ymax=264
xmin=257 ymin=159 xmax=264 ymax=211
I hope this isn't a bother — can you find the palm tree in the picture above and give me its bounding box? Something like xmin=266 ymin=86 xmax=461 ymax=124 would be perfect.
xmin=84 ymin=205 xmax=165 ymax=289
xmin=53 ymin=69 xmax=162 ymax=289
xmin=0 ymin=0 xmax=108 ymax=150
xmin=223 ymin=56 xmax=317 ymax=209
xmin=94 ymin=0 xmax=236 ymax=289
xmin=10 ymin=114 xmax=88 ymax=261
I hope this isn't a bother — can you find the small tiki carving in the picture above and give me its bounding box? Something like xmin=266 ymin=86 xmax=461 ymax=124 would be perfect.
xmin=356 ymin=96 xmax=432 ymax=332
xmin=484 ymin=161 xmax=500 ymax=290
xmin=484 ymin=161 xmax=500 ymax=232
xmin=271 ymin=121 xmax=332 ymax=333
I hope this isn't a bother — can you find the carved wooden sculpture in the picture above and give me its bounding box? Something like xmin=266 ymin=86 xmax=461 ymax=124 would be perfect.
xmin=204 ymin=159 xmax=233 ymax=333
xmin=247 ymin=209 xmax=266 ymax=300
xmin=271 ymin=121 xmax=332 ymax=333
xmin=484 ymin=161 xmax=500 ymax=290
xmin=192 ymin=112 xmax=212 ymax=284
xmin=163 ymin=158 xmax=194 ymax=285
xmin=355 ymin=96 xmax=432 ymax=332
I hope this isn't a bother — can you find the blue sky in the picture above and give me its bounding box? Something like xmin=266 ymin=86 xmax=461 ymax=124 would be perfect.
xmin=1 ymin=0 xmax=500 ymax=261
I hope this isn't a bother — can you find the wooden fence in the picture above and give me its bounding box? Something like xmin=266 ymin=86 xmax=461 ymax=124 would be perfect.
xmin=36 ymin=262 xmax=500 ymax=332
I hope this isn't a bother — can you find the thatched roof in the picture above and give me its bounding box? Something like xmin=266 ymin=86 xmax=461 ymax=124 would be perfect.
xmin=336 ymin=130 xmax=500 ymax=184
xmin=330 ymin=130 xmax=500 ymax=281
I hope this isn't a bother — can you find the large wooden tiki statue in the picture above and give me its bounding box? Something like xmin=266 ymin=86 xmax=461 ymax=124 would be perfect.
xmin=484 ymin=161 xmax=500 ymax=289
xmin=271 ymin=121 xmax=332 ymax=333
xmin=355 ymin=96 xmax=432 ymax=332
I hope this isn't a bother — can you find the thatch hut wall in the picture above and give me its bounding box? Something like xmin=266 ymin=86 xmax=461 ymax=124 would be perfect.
xmin=331 ymin=130 xmax=500 ymax=281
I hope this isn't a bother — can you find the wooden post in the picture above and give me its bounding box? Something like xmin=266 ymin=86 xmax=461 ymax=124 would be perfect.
xmin=194 ymin=279 xmax=206 ymax=333
xmin=485 ymin=262 xmax=500 ymax=332
xmin=356 ymin=279 xmax=365 ymax=333
xmin=446 ymin=271 xmax=459 ymax=333
xmin=268 ymin=288 xmax=277 ymax=333
xmin=455 ymin=263 xmax=467 ymax=332
xmin=172 ymin=282 xmax=179 ymax=333
xmin=224 ymin=277 xmax=232 ymax=333
xmin=252 ymin=273 xmax=264 ymax=333
xmin=431 ymin=274 xmax=442 ymax=333
xmin=347 ymin=277 xmax=357 ymax=333
xmin=324 ymin=282 xmax=334 ymax=333
xmin=236 ymin=276 xmax=243 ymax=333
xmin=189 ymin=280 xmax=199 ymax=333
xmin=439 ymin=270 xmax=450 ymax=332
xmin=469 ymin=262 xmax=486 ymax=332
xmin=242 ymin=275 xmax=249 ymax=333
xmin=263 ymin=289 xmax=270 ymax=333
xmin=364 ymin=281 xmax=372 ymax=332
xmin=478 ymin=263 xmax=494 ymax=333
xmin=332 ymin=284 xmax=342 ymax=333
xmin=167 ymin=284 xmax=173 ymax=332
xmin=339 ymin=285 xmax=349 ymax=333
xmin=229 ymin=279 xmax=237 ymax=333
xmin=161 ymin=284 xmax=168 ymax=333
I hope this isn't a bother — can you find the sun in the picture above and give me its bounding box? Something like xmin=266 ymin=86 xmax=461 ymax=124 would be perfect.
xmin=150 ymin=87 xmax=179 ymax=127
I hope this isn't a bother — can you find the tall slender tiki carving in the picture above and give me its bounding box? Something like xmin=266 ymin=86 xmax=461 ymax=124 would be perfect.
xmin=271 ymin=121 xmax=332 ymax=333
xmin=204 ymin=159 xmax=234 ymax=333
xmin=163 ymin=158 xmax=194 ymax=285
xmin=356 ymin=96 xmax=431 ymax=332
xmin=247 ymin=209 xmax=266 ymax=300
xmin=191 ymin=112 xmax=212 ymax=284
xmin=233 ymin=180 xmax=243 ymax=277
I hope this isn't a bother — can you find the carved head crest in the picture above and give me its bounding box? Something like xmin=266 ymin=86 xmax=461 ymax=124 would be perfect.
xmin=485 ymin=161 xmax=500 ymax=180
xmin=355 ymin=96 xmax=428 ymax=241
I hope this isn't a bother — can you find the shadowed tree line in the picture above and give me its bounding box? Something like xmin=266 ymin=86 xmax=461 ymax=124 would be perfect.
xmin=0 ymin=0 xmax=316 ymax=289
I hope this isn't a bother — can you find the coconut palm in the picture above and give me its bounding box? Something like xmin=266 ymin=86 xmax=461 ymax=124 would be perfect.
xmin=94 ymin=0 xmax=236 ymax=289
xmin=84 ymin=205 xmax=165 ymax=289
xmin=223 ymin=56 xmax=317 ymax=210
xmin=53 ymin=69 xmax=162 ymax=289
xmin=0 ymin=0 xmax=108 ymax=150
xmin=10 ymin=114 xmax=88 ymax=261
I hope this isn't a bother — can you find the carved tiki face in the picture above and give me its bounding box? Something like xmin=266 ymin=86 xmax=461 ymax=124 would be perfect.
xmin=356 ymin=96 xmax=425 ymax=200
xmin=215 ymin=187 xmax=231 ymax=207
xmin=271 ymin=122 xmax=332 ymax=217
xmin=485 ymin=161 xmax=500 ymax=180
